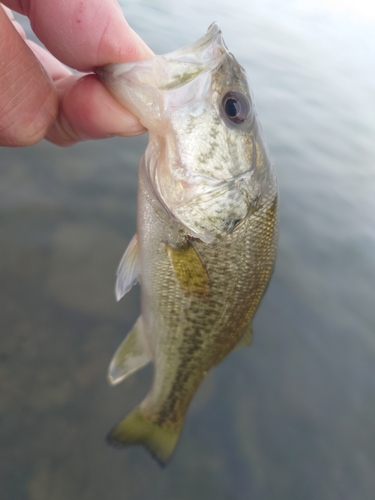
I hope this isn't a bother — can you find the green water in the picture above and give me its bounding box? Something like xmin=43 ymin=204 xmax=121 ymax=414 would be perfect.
xmin=1 ymin=0 xmax=375 ymax=498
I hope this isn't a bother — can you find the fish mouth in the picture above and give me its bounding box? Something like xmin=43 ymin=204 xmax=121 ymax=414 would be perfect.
xmin=161 ymin=22 xmax=224 ymax=65
xmin=97 ymin=23 xmax=227 ymax=92
xmin=157 ymin=23 xmax=226 ymax=91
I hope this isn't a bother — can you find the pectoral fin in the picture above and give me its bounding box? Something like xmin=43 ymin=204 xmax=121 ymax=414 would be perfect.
xmin=115 ymin=234 xmax=140 ymax=301
xmin=166 ymin=240 xmax=210 ymax=299
xmin=108 ymin=317 xmax=151 ymax=385
xmin=233 ymin=324 xmax=253 ymax=351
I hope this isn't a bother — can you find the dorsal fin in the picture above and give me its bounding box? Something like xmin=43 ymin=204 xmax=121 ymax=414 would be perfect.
xmin=115 ymin=234 xmax=140 ymax=301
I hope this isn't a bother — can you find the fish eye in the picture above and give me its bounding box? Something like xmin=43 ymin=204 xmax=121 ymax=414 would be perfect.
xmin=222 ymin=92 xmax=250 ymax=125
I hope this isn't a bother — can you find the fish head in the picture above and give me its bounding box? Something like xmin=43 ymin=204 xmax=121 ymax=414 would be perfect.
xmin=97 ymin=23 xmax=275 ymax=242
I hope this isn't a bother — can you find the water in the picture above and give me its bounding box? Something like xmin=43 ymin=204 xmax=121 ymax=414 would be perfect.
xmin=1 ymin=0 xmax=375 ymax=498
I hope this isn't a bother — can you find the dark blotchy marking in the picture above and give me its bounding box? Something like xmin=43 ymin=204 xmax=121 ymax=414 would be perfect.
xmin=196 ymin=140 xmax=220 ymax=165
xmin=156 ymin=326 xmax=204 ymax=425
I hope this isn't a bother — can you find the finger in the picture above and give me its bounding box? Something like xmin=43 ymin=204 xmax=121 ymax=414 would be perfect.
xmin=0 ymin=5 xmax=57 ymax=147
xmin=4 ymin=7 xmax=78 ymax=86
xmin=2 ymin=3 xmax=27 ymax=38
xmin=45 ymin=74 xmax=146 ymax=146
xmin=27 ymin=40 xmax=72 ymax=81
xmin=22 ymin=44 xmax=145 ymax=144
xmin=3 ymin=0 xmax=154 ymax=71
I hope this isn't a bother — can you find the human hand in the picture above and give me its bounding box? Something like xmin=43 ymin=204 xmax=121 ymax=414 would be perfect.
xmin=0 ymin=0 xmax=154 ymax=147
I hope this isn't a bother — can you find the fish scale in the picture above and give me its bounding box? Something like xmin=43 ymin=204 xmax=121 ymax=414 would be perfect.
xmin=135 ymin=169 xmax=277 ymax=438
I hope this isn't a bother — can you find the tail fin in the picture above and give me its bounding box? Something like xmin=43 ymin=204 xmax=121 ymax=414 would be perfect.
xmin=107 ymin=405 xmax=183 ymax=466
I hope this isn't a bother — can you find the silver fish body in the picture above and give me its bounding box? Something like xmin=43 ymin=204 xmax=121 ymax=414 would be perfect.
xmin=97 ymin=23 xmax=277 ymax=465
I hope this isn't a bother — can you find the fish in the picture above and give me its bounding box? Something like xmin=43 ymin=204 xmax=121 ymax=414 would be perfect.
xmin=96 ymin=22 xmax=278 ymax=466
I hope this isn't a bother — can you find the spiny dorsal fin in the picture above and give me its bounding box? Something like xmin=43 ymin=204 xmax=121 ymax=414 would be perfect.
xmin=166 ymin=240 xmax=210 ymax=299
xmin=108 ymin=317 xmax=151 ymax=385
xmin=116 ymin=234 xmax=140 ymax=301
xmin=233 ymin=324 xmax=253 ymax=351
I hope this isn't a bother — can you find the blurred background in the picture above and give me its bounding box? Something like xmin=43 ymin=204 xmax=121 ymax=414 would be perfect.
xmin=1 ymin=0 xmax=375 ymax=498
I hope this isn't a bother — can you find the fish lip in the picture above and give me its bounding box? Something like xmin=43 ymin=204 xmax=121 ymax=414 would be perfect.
xmin=162 ymin=22 xmax=222 ymax=61
xmin=96 ymin=62 xmax=139 ymax=79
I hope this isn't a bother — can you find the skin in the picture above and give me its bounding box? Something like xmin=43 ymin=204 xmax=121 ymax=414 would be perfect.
xmin=0 ymin=0 xmax=154 ymax=147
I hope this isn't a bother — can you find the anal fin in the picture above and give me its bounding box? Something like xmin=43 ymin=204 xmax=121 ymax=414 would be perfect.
xmin=233 ymin=323 xmax=253 ymax=351
xmin=108 ymin=317 xmax=151 ymax=385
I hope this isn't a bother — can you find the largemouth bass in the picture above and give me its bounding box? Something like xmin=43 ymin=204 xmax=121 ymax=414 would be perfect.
xmin=97 ymin=23 xmax=277 ymax=466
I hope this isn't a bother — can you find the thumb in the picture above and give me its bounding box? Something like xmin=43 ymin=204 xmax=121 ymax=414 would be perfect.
xmin=0 ymin=5 xmax=57 ymax=147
